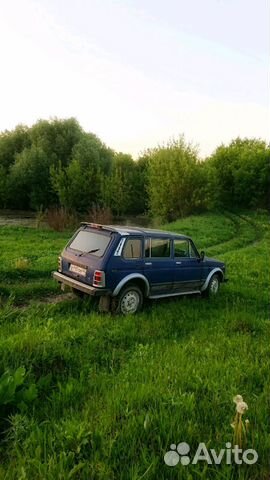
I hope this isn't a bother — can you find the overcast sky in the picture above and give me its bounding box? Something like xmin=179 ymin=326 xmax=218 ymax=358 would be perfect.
xmin=0 ymin=0 xmax=269 ymax=157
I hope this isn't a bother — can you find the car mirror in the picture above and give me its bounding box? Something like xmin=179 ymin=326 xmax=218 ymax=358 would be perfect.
xmin=200 ymin=250 xmax=205 ymax=261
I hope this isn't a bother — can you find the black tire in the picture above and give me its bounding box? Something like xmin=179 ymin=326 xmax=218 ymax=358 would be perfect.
xmin=114 ymin=284 xmax=143 ymax=315
xmin=72 ymin=288 xmax=85 ymax=298
xmin=204 ymin=274 xmax=220 ymax=298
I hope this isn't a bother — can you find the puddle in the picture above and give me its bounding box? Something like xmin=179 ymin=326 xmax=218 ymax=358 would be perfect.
xmin=0 ymin=210 xmax=40 ymax=227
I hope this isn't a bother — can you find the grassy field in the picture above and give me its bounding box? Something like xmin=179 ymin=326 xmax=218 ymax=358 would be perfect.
xmin=0 ymin=211 xmax=269 ymax=479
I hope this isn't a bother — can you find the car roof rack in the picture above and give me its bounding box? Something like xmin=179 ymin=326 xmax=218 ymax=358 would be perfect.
xmin=80 ymin=222 xmax=189 ymax=238
xmin=80 ymin=222 xmax=119 ymax=233
xmin=80 ymin=222 xmax=103 ymax=228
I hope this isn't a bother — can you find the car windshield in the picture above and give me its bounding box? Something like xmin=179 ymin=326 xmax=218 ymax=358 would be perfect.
xmin=68 ymin=230 xmax=111 ymax=257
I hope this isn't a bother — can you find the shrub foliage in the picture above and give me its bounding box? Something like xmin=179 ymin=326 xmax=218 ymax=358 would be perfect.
xmin=0 ymin=118 xmax=269 ymax=219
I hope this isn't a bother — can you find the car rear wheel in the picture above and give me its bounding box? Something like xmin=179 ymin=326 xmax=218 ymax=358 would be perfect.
xmin=205 ymin=274 xmax=220 ymax=297
xmin=115 ymin=284 xmax=143 ymax=315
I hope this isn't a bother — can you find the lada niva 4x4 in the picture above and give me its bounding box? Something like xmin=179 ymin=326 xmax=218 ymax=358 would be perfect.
xmin=53 ymin=223 xmax=227 ymax=314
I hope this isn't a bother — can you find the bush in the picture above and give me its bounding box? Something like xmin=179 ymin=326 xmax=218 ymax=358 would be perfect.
xmin=87 ymin=205 xmax=113 ymax=225
xmin=46 ymin=207 xmax=77 ymax=232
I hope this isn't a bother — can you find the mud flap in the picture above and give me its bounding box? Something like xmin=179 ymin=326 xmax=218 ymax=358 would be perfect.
xmin=98 ymin=295 xmax=111 ymax=313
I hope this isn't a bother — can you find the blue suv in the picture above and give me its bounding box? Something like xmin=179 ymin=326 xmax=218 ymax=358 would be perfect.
xmin=53 ymin=223 xmax=227 ymax=314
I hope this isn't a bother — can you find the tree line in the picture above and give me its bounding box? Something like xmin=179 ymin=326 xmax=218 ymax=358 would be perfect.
xmin=0 ymin=118 xmax=269 ymax=221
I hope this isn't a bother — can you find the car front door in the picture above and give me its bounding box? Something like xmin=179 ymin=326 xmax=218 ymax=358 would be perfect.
xmin=172 ymin=238 xmax=202 ymax=292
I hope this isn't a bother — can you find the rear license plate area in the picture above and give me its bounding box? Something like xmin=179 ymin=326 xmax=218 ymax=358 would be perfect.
xmin=69 ymin=264 xmax=87 ymax=277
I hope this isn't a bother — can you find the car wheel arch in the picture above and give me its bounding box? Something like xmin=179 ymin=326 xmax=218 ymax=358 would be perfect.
xmin=201 ymin=268 xmax=224 ymax=292
xmin=112 ymin=274 xmax=150 ymax=297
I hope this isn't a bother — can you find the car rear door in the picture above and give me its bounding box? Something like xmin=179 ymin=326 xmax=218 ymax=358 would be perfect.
xmin=105 ymin=236 xmax=145 ymax=291
xmin=61 ymin=227 xmax=113 ymax=286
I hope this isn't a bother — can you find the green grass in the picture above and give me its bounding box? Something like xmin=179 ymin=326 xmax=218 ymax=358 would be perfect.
xmin=0 ymin=211 xmax=269 ymax=479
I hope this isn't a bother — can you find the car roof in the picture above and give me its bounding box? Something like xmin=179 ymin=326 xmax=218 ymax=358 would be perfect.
xmin=80 ymin=222 xmax=190 ymax=240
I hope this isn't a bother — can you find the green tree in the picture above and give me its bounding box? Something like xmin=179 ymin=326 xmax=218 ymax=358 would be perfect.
xmin=101 ymin=153 xmax=140 ymax=216
xmin=207 ymin=138 xmax=270 ymax=209
xmin=0 ymin=125 xmax=31 ymax=171
xmin=51 ymin=133 xmax=114 ymax=212
xmin=0 ymin=119 xmax=84 ymax=210
xmin=0 ymin=165 xmax=7 ymax=208
xmin=7 ymin=146 xmax=55 ymax=210
xmin=147 ymin=136 xmax=207 ymax=221
xmin=30 ymin=118 xmax=83 ymax=167
xmin=129 ymin=155 xmax=149 ymax=214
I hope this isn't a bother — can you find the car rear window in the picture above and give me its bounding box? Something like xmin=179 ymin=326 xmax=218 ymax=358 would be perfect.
xmin=123 ymin=238 xmax=142 ymax=259
xmin=68 ymin=230 xmax=111 ymax=256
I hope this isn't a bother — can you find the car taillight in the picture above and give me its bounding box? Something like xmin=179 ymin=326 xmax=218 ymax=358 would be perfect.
xmin=93 ymin=270 xmax=105 ymax=287
xmin=58 ymin=256 xmax=62 ymax=272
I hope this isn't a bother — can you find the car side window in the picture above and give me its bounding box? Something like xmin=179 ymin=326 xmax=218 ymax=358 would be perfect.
xmin=189 ymin=241 xmax=198 ymax=258
xmin=123 ymin=238 xmax=142 ymax=259
xmin=145 ymin=238 xmax=171 ymax=258
xmin=174 ymin=239 xmax=198 ymax=258
xmin=174 ymin=239 xmax=189 ymax=257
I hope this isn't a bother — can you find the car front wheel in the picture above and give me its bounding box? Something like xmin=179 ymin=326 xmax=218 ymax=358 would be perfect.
xmin=205 ymin=274 xmax=220 ymax=297
xmin=115 ymin=284 xmax=143 ymax=315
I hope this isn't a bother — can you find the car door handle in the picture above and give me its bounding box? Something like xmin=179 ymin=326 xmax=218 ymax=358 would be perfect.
xmin=175 ymin=261 xmax=182 ymax=265
xmin=145 ymin=262 xmax=152 ymax=266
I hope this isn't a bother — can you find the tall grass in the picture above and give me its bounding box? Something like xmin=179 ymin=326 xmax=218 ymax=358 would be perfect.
xmin=46 ymin=207 xmax=78 ymax=232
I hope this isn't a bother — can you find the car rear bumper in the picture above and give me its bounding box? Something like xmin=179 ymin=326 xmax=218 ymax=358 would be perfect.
xmin=52 ymin=271 xmax=110 ymax=296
